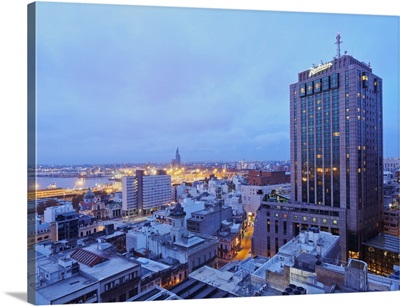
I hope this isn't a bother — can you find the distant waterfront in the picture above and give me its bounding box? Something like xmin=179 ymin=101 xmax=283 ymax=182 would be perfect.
xmin=35 ymin=176 xmax=114 ymax=190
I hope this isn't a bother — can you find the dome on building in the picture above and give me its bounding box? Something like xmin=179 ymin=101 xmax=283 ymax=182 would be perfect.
xmin=170 ymin=203 xmax=186 ymax=217
xmin=84 ymin=187 xmax=95 ymax=200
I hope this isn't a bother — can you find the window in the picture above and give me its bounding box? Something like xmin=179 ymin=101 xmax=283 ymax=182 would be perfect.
xmin=306 ymin=81 xmax=314 ymax=95
xmin=314 ymin=79 xmax=321 ymax=93
xmin=322 ymin=76 xmax=330 ymax=91
xmin=105 ymin=281 xmax=115 ymax=291
xmin=362 ymin=72 xmax=369 ymax=88
xmin=330 ymin=73 xmax=339 ymax=89
xmin=300 ymin=84 xmax=306 ymax=97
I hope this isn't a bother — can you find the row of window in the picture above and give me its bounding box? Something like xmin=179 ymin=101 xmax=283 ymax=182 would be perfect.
xmin=299 ymin=73 xmax=339 ymax=97
xmin=104 ymin=271 xmax=139 ymax=291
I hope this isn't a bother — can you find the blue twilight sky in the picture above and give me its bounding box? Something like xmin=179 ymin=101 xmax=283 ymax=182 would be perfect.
xmin=35 ymin=2 xmax=399 ymax=165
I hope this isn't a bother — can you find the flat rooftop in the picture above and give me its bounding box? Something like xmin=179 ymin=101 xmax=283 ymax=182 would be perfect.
xmin=363 ymin=233 xmax=400 ymax=253
xmin=169 ymin=277 xmax=237 ymax=299
xmin=190 ymin=265 xmax=243 ymax=294
xmin=135 ymin=257 xmax=170 ymax=273
xmin=128 ymin=286 xmax=181 ymax=301
xmin=36 ymin=274 xmax=96 ymax=303
xmin=279 ymin=229 xmax=339 ymax=257
xmin=253 ymin=230 xmax=339 ymax=277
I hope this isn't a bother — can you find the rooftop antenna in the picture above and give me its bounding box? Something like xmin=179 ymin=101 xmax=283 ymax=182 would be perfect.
xmin=335 ymin=32 xmax=342 ymax=58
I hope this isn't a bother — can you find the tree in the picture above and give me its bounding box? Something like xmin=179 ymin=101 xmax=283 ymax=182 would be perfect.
xmin=36 ymin=199 xmax=59 ymax=215
xmin=72 ymin=194 xmax=84 ymax=211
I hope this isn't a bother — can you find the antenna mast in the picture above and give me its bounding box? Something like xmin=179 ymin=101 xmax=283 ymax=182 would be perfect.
xmin=335 ymin=32 xmax=342 ymax=58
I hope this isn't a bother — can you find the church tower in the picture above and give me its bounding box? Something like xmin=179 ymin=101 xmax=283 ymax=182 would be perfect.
xmin=175 ymin=147 xmax=181 ymax=166
xmin=169 ymin=203 xmax=186 ymax=244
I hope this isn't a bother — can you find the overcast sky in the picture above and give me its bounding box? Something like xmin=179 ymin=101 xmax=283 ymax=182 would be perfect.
xmin=34 ymin=2 xmax=399 ymax=165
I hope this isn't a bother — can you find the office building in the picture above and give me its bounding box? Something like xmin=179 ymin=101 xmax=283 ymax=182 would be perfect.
xmin=253 ymin=34 xmax=383 ymax=261
xmin=122 ymin=169 xmax=172 ymax=216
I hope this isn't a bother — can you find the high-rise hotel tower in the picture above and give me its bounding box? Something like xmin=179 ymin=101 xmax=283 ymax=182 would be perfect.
xmin=290 ymin=34 xmax=384 ymax=260
xmin=252 ymin=34 xmax=384 ymax=261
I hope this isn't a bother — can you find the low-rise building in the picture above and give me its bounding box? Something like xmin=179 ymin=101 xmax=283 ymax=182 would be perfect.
xmin=383 ymin=207 xmax=400 ymax=237
xmin=147 ymin=203 xmax=219 ymax=273
xmin=314 ymin=259 xmax=400 ymax=293
xmin=384 ymin=157 xmax=400 ymax=173
xmin=167 ymin=275 xmax=238 ymax=299
xmin=251 ymin=228 xmax=340 ymax=291
xmin=127 ymin=285 xmax=182 ymax=302
xmin=186 ymin=200 xmax=232 ymax=235
xmin=252 ymin=194 xmax=344 ymax=259
xmin=33 ymin=241 xmax=141 ymax=304
xmin=362 ymin=233 xmax=400 ymax=276
xmin=246 ymin=170 xmax=290 ymax=186
xmin=28 ymin=217 xmax=57 ymax=247
xmin=217 ymin=221 xmax=242 ymax=260
xmin=134 ymin=257 xmax=188 ymax=291
xmin=152 ymin=198 xmax=205 ymax=225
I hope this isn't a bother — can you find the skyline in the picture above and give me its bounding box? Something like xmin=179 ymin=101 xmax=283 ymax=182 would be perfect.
xmin=1 ymin=1 xmax=399 ymax=306
xmin=35 ymin=3 xmax=399 ymax=165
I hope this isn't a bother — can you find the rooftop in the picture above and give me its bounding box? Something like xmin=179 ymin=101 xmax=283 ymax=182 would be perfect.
xmin=74 ymin=243 xmax=139 ymax=280
xmin=190 ymin=265 xmax=242 ymax=294
xmin=127 ymin=285 xmax=181 ymax=302
xmin=36 ymin=274 xmax=96 ymax=304
xmin=253 ymin=229 xmax=339 ymax=277
xmin=134 ymin=257 xmax=171 ymax=273
xmin=279 ymin=228 xmax=339 ymax=258
xmin=363 ymin=233 xmax=400 ymax=253
xmin=168 ymin=277 xmax=238 ymax=299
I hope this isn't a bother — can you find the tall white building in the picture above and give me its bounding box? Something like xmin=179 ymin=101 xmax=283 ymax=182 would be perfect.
xmin=122 ymin=170 xmax=171 ymax=216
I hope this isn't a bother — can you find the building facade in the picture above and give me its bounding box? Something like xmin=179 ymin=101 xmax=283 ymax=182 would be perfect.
xmin=383 ymin=157 xmax=400 ymax=173
xmin=186 ymin=201 xmax=233 ymax=236
xmin=246 ymin=170 xmax=290 ymax=186
xmin=122 ymin=170 xmax=172 ymax=216
xmin=362 ymin=233 xmax=400 ymax=276
xmin=241 ymin=183 xmax=290 ymax=221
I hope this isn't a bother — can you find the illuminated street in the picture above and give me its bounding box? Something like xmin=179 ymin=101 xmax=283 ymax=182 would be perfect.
xmin=235 ymin=225 xmax=254 ymax=261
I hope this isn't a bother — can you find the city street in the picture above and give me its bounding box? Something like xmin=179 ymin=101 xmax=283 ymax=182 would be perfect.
xmin=235 ymin=225 xmax=254 ymax=261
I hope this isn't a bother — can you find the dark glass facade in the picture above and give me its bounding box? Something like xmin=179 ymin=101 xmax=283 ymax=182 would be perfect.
xmin=253 ymin=53 xmax=383 ymax=262
xmin=362 ymin=234 xmax=400 ymax=276
xmin=290 ymin=54 xmax=384 ymax=261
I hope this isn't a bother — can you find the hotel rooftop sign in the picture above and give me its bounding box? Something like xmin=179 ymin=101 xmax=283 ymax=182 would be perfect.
xmin=309 ymin=62 xmax=333 ymax=77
